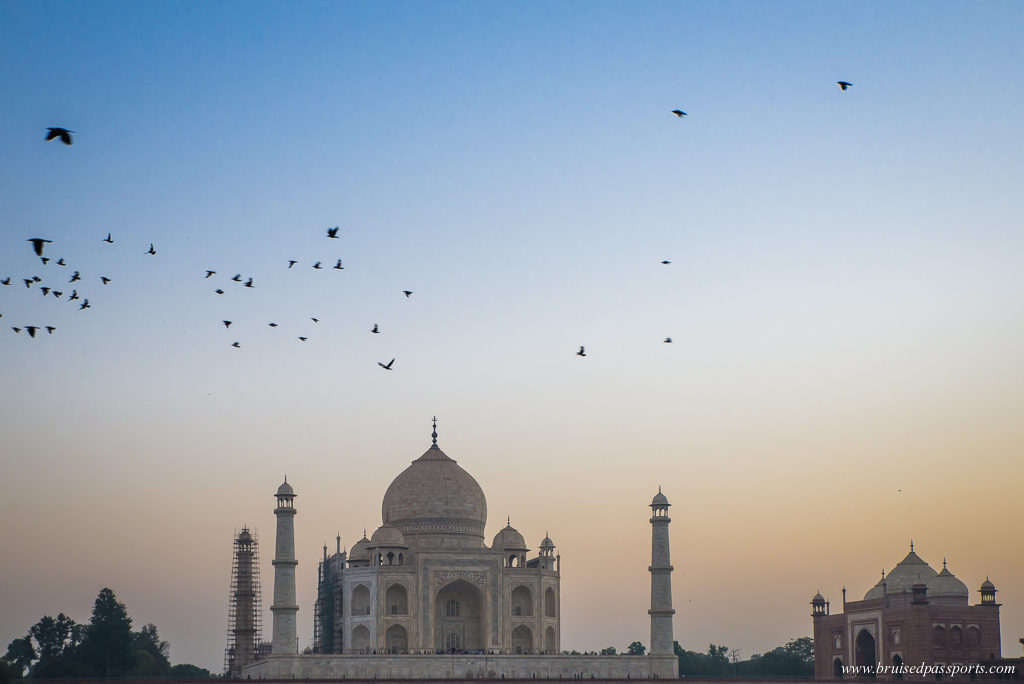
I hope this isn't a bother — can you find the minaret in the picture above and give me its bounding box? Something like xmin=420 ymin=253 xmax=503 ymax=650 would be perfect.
xmin=271 ymin=477 xmax=298 ymax=654
xmin=649 ymin=488 xmax=675 ymax=656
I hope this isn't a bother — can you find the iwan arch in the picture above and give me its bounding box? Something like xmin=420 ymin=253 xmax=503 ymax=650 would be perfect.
xmin=241 ymin=421 xmax=677 ymax=679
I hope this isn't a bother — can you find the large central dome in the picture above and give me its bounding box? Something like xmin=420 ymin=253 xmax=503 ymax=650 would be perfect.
xmin=381 ymin=441 xmax=487 ymax=548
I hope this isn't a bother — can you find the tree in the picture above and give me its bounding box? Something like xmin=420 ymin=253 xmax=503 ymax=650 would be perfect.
xmin=169 ymin=664 xmax=211 ymax=678
xmin=600 ymin=646 xmax=617 ymax=655
xmin=2 ymin=637 xmax=35 ymax=678
xmin=626 ymin=641 xmax=646 ymax=656
xmin=129 ymin=624 xmax=171 ymax=676
xmin=80 ymin=588 xmax=135 ymax=676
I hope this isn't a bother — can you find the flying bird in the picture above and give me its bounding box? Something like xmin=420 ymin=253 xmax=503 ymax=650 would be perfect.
xmin=327 ymin=226 xmax=339 ymax=238
xmin=268 ymin=322 xmax=278 ymax=327
xmin=205 ymin=270 xmax=216 ymax=278
xmin=51 ymin=291 xmax=62 ymax=298
xmin=215 ymin=289 xmax=224 ymax=294
xmin=56 ymin=258 xmax=66 ymax=266
xmin=68 ymin=290 xmax=79 ymax=300
xmin=40 ymin=287 xmax=50 ymax=296
xmin=371 ymin=324 xmax=379 ymax=334
xmin=69 ymin=271 xmax=81 ymax=282
xmin=231 ymin=341 xmax=240 ymax=348
xmin=45 ymin=127 xmax=74 ymax=145
xmin=100 ymin=277 xmax=111 ymax=285
xmin=333 ymin=259 xmax=344 ymax=270
xmin=27 ymin=238 xmax=52 ymax=256
xmin=311 ymin=317 xmax=319 ymax=323
xmin=231 ymin=274 xmax=242 ymax=282
xmin=837 ymin=81 xmax=852 ymax=91
xmin=298 ymin=336 xmax=308 ymax=342
xmin=576 ymin=346 xmax=586 ymax=357
xmin=23 ymin=279 xmax=33 ymax=288
xmin=664 ymin=337 xmax=673 ymax=343
xmin=660 ymin=260 xmax=670 ymax=265
xmin=288 ymin=260 xmax=297 ymax=268
xmin=103 ymin=233 xmax=114 ymax=243
xmin=313 ymin=261 xmax=322 ymax=270
xmin=12 ymin=327 xmax=21 ymax=334
xmin=378 ymin=358 xmax=395 ymax=370
xmin=244 ymin=277 xmax=253 ymax=288
xmin=25 ymin=326 xmax=38 ymax=338
xmin=145 ymin=244 xmax=156 ymax=255
xmin=671 ymin=110 xmax=687 ymax=117
xmin=402 ymin=290 xmax=412 ymax=297
xmin=45 ymin=326 xmax=55 ymax=334
xmin=33 ymin=276 xmax=41 ymax=282
xmin=79 ymin=299 xmax=90 ymax=310
xmin=0 ymin=278 xmax=9 ymax=285
xmin=40 ymin=257 xmax=50 ymax=265
xmin=223 ymin=321 xmax=232 ymax=328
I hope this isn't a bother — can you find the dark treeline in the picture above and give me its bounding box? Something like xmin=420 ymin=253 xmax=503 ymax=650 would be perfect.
xmin=0 ymin=588 xmax=211 ymax=683
xmin=674 ymin=637 xmax=814 ymax=678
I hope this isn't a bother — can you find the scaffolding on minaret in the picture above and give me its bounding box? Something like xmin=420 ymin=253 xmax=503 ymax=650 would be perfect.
xmin=224 ymin=527 xmax=263 ymax=677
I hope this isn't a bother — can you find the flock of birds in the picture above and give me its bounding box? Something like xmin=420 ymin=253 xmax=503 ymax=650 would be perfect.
xmin=6 ymin=80 xmax=854 ymax=362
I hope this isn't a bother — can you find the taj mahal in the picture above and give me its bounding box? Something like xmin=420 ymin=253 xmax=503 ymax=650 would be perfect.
xmin=235 ymin=420 xmax=678 ymax=679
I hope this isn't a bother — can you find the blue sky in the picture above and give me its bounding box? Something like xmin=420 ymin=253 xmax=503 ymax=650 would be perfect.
xmin=2 ymin=1 xmax=1022 ymax=672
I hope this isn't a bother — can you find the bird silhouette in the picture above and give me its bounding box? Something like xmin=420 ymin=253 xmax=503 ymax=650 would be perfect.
xmin=403 ymin=290 xmax=413 ymax=297
xmin=45 ymin=326 xmax=55 ymax=334
xmin=231 ymin=274 xmax=242 ymax=282
xmin=68 ymin=290 xmax=79 ymax=301
xmin=25 ymin=326 xmax=38 ymax=338
xmin=45 ymin=127 xmax=74 ymax=145
xmin=103 ymin=233 xmax=114 ymax=243
xmin=0 ymin=278 xmax=9 ymax=285
xmin=69 ymin=271 xmax=81 ymax=282
xmin=288 ymin=260 xmax=297 ymax=268
xmin=40 ymin=287 xmax=50 ymax=296
xmin=12 ymin=327 xmax=21 ymax=333
xmin=23 ymin=279 xmax=33 ymax=288
xmin=40 ymin=257 xmax=50 ymax=265
xmin=27 ymin=238 xmax=52 ymax=256
xmin=268 ymin=322 xmax=278 ymax=327
xmin=146 ymin=244 xmax=156 ymax=255
xmin=664 ymin=337 xmax=673 ymax=343
xmin=298 ymin=336 xmax=308 ymax=342
xmin=205 ymin=270 xmax=216 ymax=278
xmin=215 ymin=289 xmax=224 ymax=294
xmin=334 ymin=259 xmax=344 ymax=270
xmin=231 ymin=341 xmax=240 ymax=348
xmin=56 ymin=258 xmax=66 ymax=266
xmin=33 ymin=276 xmax=41 ymax=282
xmin=313 ymin=261 xmax=322 ymax=269
xmin=223 ymin=321 xmax=232 ymax=328
xmin=671 ymin=110 xmax=687 ymax=117
xmin=327 ymin=226 xmax=339 ymax=238
xmin=837 ymin=81 xmax=852 ymax=91
xmin=51 ymin=290 xmax=62 ymax=298
xmin=378 ymin=358 xmax=395 ymax=370
xmin=576 ymin=346 xmax=586 ymax=357
xmin=660 ymin=260 xmax=670 ymax=265
xmin=100 ymin=277 xmax=111 ymax=285
xmin=311 ymin=317 xmax=319 ymax=323
xmin=79 ymin=299 xmax=90 ymax=310
xmin=244 ymin=277 xmax=253 ymax=288
xmin=371 ymin=324 xmax=379 ymax=334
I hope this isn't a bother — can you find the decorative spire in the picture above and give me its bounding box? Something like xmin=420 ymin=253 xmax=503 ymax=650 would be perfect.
xmin=431 ymin=416 xmax=438 ymax=447
xmin=943 ymin=557 xmax=947 ymax=569
xmin=910 ymin=539 xmax=914 ymax=552
xmin=284 ymin=474 xmax=287 ymax=483
xmin=507 ymin=515 xmax=511 ymax=526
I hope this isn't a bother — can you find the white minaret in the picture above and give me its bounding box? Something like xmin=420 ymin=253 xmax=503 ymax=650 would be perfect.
xmin=649 ymin=488 xmax=675 ymax=655
xmin=271 ymin=477 xmax=298 ymax=654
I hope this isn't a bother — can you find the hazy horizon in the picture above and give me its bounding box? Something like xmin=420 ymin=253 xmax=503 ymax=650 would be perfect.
xmin=1 ymin=0 xmax=1022 ymax=674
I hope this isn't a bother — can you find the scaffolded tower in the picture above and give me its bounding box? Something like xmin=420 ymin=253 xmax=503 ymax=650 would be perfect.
xmin=225 ymin=527 xmax=262 ymax=677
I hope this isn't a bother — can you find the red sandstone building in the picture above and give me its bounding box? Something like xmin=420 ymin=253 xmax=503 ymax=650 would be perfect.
xmin=812 ymin=544 xmax=1002 ymax=679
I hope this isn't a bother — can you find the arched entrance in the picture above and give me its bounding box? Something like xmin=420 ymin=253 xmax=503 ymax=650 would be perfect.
xmin=834 ymin=658 xmax=844 ymax=680
xmin=892 ymin=655 xmax=904 ymax=680
xmin=545 ymin=626 xmax=556 ymax=653
xmin=351 ymin=624 xmax=370 ymax=653
xmin=386 ymin=625 xmax=408 ymax=654
xmin=511 ymin=625 xmax=533 ymax=654
xmin=435 ymin=579 xmax=484 ymax=652
xmin=855 ymin=629 xmax=876 ymax=678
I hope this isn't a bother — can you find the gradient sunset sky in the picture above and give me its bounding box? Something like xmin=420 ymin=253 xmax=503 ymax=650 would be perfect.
xmin=1 ymin=1 xmax=1022 ymax=673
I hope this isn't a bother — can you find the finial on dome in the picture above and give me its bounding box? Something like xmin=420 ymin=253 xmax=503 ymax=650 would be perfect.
xmin=284 ymin=474 xmax=287 ymax=483
xmin=507 ymin=515 xmax=511 ymax=526
xmin=431 ymin=416 xmax=438 ymax=447
xmin=881 ymin=569 xmax=886 ymax=580
xmin=943 ymin=557 xmax=947 ymax=569
xmin=910 ymin=539 xmax=914 ymax=552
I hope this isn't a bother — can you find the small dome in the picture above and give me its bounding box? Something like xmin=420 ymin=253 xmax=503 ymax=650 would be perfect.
xmin=651 ymin=489 xmax=669 ymax=507
xmin=981 ymin=578 xmax=996 ymax=591
xmin=368 ymin=524 xmax=407 ymax=548
xmin=276 ymin=479 xmax=294 ymax=496
xmin=492 ymin=523 xmax=527 ymax=550
xmin=812 ymin=592 xmax=825 ymax=604
xmin=237 ymin=528 xmax=253 ymax=543
xmin=540 ymin=535 xmax=555 ymax=549
xmin=932 ymin=565 xmax=969 ymax=597
xmin=349 ymin=532 xmax=371 ymax=561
